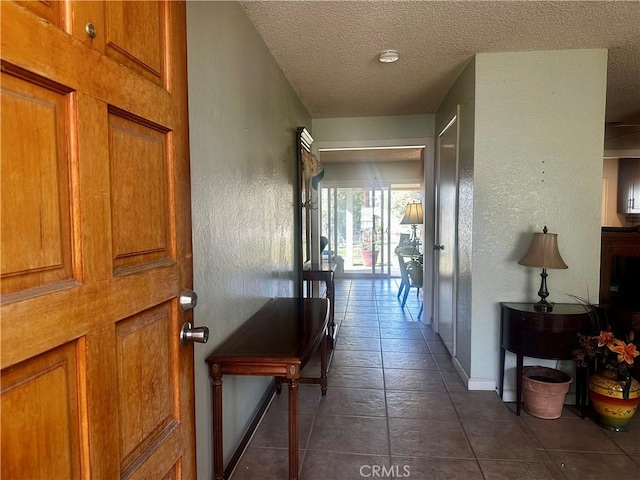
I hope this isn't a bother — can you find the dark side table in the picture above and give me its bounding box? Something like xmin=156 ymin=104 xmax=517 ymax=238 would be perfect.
xmin=499 ymin=302 xmax=591 ymax=415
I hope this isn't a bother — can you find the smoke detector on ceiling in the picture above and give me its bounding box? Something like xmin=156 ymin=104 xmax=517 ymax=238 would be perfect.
xmin=379 ymin=50 xmax=399 ymax=63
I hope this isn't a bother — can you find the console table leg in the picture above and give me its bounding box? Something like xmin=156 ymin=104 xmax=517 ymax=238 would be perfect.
xmin=320 ymin=331 xmax=328 ymax=396
xmin=288 ymin=378 xmax=299 ymax=480
xmin=576 ymin=365 xmax=587 ymax=418
xmin=499 ymin=346 xmax=506 ymax=399
xmin=516 ymin=354 xmax=523 ymax=416
xmin=211 ymin=374 xmax=224 ymax=480
xmin=327 ymin=281 xmax=335 ymax=349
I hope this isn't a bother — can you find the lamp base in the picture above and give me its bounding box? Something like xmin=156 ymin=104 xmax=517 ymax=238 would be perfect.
xmin=533 ymin=300 xmax=554 ymax=313
xmin=410 ymin=224 xmax=419 ymax=248
xmin=533 ymin=268 xmax=553 ymax=312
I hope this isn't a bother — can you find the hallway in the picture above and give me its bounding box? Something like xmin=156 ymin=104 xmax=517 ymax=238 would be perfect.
xmin=230 ymin=279 xmax=640 ymax=480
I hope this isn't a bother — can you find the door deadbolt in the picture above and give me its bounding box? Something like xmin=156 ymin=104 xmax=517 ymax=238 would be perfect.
xmin=179 ymin=289 xmax=198 ymax=311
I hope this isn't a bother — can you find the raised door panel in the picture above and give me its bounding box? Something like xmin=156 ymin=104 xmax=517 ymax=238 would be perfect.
xmin=15 ymin=0 xmax=65 ymax=28
xmin=116 ymin=302 xmax=179 ymax=477
xmin=108 ymin=110 xmax=172 ymax=273
xmin=105 ymin=1 xmax=164 ymax=86
xmin=0 ymin=71 xmax=75 ymax=296
xmin=1 ymin=342 xmax=83 ymax=480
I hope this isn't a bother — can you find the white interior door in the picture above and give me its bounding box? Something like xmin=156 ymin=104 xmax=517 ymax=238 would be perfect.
xmin=434 ymin=110 xmax=459 ymax=356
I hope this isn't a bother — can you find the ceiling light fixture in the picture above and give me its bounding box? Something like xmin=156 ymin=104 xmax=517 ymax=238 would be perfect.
xmin=379 ymin=49 xmax=399 ymax=63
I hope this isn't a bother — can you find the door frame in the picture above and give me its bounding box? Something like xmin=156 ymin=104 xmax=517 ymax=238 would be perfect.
xmin=433 ymin=107 xmax=460 ymax=357
xmin=318 ymin=184 xmax=390 ymax=277
xmin=312 ymin=137 xmax=432 ymax=279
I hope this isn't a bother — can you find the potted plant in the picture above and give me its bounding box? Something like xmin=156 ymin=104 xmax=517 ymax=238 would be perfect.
xmin=572 ymin=297 xmax=640 ymax=431
xmin=359 ymin=228 xmax=380 ymax=267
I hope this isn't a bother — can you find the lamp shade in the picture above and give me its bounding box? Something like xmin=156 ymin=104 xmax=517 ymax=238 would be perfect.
xmin=518 ymin=228 xmax=568 ymax=269
xmin=400 ymin=203 xmax=424 ymax=225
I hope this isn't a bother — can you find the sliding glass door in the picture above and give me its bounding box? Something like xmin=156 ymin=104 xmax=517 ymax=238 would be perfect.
xmin=320 ymin=185 xmax=422 ymax=277
xmin=320 ymin=187 xmax=389 ymax=276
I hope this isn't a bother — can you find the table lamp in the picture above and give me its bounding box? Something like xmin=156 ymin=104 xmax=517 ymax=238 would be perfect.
xmin=518 ymin=226 xmax=568 ymax=312
xmin=400 ymin=202 xmax=424 ymax=248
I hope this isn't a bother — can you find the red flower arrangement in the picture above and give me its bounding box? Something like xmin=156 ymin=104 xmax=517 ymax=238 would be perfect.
xmin=575 ymin=329 xmax=639 ymax=368
xmin=574 ymin=329 xmax=639 ymax=399
xmin=570 ymin=295 xmax=640 ymax=400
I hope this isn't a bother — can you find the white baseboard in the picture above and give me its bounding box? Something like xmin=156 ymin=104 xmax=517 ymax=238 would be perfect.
xmin=452 ymin=357 xmax=496 ymax=391
xmin=450 ymin=358 xmax=579 ymax=404
xmin=467 ymin=377 xmax=498 ymax=391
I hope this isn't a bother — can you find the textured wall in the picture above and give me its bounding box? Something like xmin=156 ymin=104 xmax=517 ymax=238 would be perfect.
xmin=186 ymin=2 xmax=310 ymax=478
xmin=312 ymin=115 xmax=434 ymax=143
xmin=472 ymin=49 xmax=607 ymax=387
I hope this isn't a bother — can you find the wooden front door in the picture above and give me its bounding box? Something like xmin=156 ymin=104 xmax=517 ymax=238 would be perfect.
xmin=1 ymin=1 xmax=196 ymax=478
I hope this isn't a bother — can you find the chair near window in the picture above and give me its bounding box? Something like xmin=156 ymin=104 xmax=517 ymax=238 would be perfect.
xmin=396 ymin=253 xmax=422 ymax=307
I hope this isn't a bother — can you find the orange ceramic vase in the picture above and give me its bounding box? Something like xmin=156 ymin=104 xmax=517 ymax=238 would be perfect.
xmin=588 ymin=370 xmax=640 ymax=431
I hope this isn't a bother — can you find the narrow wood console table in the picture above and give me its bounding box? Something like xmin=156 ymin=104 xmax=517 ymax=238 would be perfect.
xmin=206 ymin=297 xmax=330 ymax=480
xmin=499 ymin=302 xmax=591 ymax=415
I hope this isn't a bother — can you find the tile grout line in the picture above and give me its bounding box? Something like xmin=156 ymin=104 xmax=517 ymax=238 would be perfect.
xmin=300 ymin=278 xmax=352 ymax=477
xmin=422 ymin=319 xmax=490 ymax=479
xmin=235 ymin=278 xmax=640 ymax=478
xmin=376 ymin=288 xmax=395 ymax=468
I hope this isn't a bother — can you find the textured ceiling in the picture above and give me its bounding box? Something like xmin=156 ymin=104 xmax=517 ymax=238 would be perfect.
xmin=241 ymin=1 xmax=640 ymax=124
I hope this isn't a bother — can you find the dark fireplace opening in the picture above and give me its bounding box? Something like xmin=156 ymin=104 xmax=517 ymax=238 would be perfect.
xmin=610 ymin=255 xmax=640 ymax=309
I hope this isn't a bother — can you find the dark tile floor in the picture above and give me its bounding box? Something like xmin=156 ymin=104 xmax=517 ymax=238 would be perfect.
xmin=231 ymin=278 xmax=640 ymax=479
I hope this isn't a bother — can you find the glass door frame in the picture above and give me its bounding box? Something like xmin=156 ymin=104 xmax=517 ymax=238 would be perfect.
xmin=320 ymin=184 xmax=391 ymax=278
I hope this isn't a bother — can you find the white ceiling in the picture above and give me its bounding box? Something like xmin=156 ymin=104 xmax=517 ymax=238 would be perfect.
xmin=241 ymin=0 xmax=640 ymax=125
